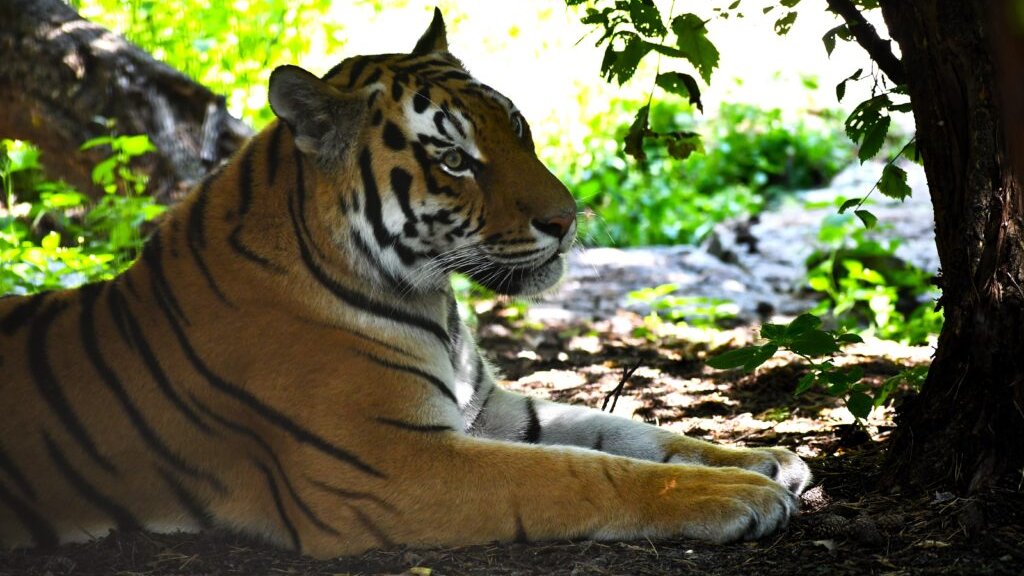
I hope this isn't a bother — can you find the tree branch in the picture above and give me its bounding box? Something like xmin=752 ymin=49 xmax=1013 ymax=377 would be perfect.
xmin=826 ymin=0 xmax=906 ymax=85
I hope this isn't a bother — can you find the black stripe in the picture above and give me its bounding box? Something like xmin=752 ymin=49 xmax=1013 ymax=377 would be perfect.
xmin=107 ymin=285 xmax=216 ymax=436
xmin=440 ymin=104 xmax=467 ymax=139
xmin=523 ymin=397 xmax=542 ymax=443
xmin=308 ymin=478 xmax=395 ymax=512
xmin=661 ymin=452 xmax=674 ymax=464
xmin=467 ymin=384 xmax=494 ymax=432
xmin=229 ymin=141 xmax=283 ymax=272
xmin=229 ymin=228 xmax=284 ymax=272
xmin=297 ymin=314 xmax=420 ymax=360
xmin=447 ymin=294 xmax=462 ymax=364
xmin=267 ymin=122 xmax=284 ymax=186
xmin=471 ymin=354 xmax=486 ymax=392
xmin=0 ymin=480 xmax=58 ymax=547
xmin=237 ymin=140 xmax=256 ymax=217
xmin=28 ymin=299 xmax=116 ymax=474
xmin=186 ymin=180 xmax=232 ymax=305
xmin=390 ymin=167 xmax=418 ymax=229
xmin=80 ymin=283 xmax=223 ymax=492
xmin=349 ymin=229 xmax=409 ymax=291
xmin=359 ymin=149 xmax=419 ymax=266
xmin=593 ymin=432 xmax=604 ymax=452
xmin=107 ymin=280 xmax=136 ymax=349
xmin=412 ymin=90 xmax=431 ymax=113
xmin=0 ymin=442 xmax=37 ymax=501
xmin=390 ymin=74 xmax=405 ymax=101
xmin=355 ymin=350 xmax=457 ymax=404
xmin=0 ymin=292 xmax=47 ymax=335
xmin=375 ymin=417 xmax=453 ymax=433
xmin=363 ymin=67 xmax=382 ymax=86
xmin=156 ymin=467 xmax=214 ymax=529
xmin=345 ymin=503 xmax=394 ymax=548
xmin=148 ymin=271 xmax=383 ymax=479
xmin=142 ymin=232 xmax=188 ymax=326
xmin=287 ymin=153 xmax=449 ymax=348
xmin=513 ymin=511 xmax=529 ymax=543
xmin=382 ymin=121 xmax=406 ymax=151
xmin=255 ymin=461 xmax=300 ymax=551
xmin=345 ymin=58 xmax=371 ymax=88
xmin=187 ymin=395 xmax=337 ymax=536
xmin=44 ymin=433 xmax=139 ymax=531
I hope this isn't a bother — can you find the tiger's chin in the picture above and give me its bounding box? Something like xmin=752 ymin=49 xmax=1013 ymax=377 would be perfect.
xmin=462 ymin=253 xmax=567 ymax=296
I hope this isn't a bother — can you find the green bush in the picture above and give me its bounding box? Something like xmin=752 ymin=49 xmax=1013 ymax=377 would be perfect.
xmin=564 ymin=99 xmax=855 ymax=247
xmin=1 ymin=137 xmax=163 ymax=295
xmin=805 ymin=211 xmax=942 ymax=345
xmin=77 ymin=0 xmax=340 ymax=127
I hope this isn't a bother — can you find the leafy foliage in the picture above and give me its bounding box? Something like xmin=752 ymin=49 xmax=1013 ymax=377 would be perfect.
xmin=804 ymin=211 xmax=942 ymax=345
xmin=77 ymin=0 xmax=342 ymax=127
xmin=567 ymin=99 xmax=854 ymax=247
xmin=1 ymin=137 xmax=163 ymax=295
xmin=628 ymin=283 xmax=739 ymax=327
xmin=707 ymin=313 xmax=891 ymax=421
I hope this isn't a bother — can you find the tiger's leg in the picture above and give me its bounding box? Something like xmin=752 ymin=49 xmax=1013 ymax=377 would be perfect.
xmin=461 ymin=352 xmax=811 ymax=495
xmin=293 ymin=432 xmax=798 ymax=558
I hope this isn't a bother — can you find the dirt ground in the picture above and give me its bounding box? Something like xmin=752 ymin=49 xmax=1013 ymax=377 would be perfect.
xmin=2 ymin=302 xmax=1022 ymax=576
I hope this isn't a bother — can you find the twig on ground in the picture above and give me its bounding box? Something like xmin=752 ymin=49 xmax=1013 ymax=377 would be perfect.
xmin=601 ymin=360 xmax=643 ymax=413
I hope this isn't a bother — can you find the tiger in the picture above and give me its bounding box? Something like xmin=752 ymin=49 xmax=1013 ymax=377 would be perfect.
xmin=0 ymin=9 xmax=811 ymax=559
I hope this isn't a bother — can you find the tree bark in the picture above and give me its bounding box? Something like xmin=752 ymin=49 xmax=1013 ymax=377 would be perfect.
xmin=0 ymin=0 xmax=253 ymax=202
xmin=878 ymin=0 xmax=1024 ymax=492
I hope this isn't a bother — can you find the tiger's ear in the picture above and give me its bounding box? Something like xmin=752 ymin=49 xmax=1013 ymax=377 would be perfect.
xmin=412 ymin=7 xmax=448 ymax=54
xmin=268 ymin=65 xmax=366 ymax=162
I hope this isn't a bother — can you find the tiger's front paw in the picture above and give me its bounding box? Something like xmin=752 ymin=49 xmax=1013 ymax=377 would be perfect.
xmin=741 ymin=447 xmax=812 ymax=495
xmin=667 ymin=443 xmax=812 ymax=495
xmin=659 ymin=466 xmax=800 ymax=543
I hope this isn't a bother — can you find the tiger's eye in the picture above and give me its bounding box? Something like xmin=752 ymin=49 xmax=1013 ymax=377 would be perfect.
xmin=440 ymin=148 xmax=468 ymax=172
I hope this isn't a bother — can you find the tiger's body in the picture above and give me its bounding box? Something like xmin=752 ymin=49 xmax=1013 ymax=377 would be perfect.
xmin=0 ymin=11 xmax=810 ymax=558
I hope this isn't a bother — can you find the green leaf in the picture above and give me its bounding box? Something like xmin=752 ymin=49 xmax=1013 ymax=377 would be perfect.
xmin=786 ymin=313 xmax=822 ymax=336
xmin=858 ymin=115 xmax=890 ymax=162
xmin=600 ymin=33 xmax=652 ymax=85
xmin=878 ymin=163 xmax=912 ymax=200
xmin=837 ymin=332 xmax=864 ymax=344
xmin=822 ymin=24 xmax=847 ymax=56
xmin=794 ymin=372 xmax=816 ymax=395
xmin=707 ymin=346 xmax=762 ymax=370
xmin=855 ymin=209 xmax=878 ymax=229
xmin=116 ymin=134 xmax=156 ymax=157
xmin=838 ymin=197 xmax=861 ymax=213
xmin=774 ymin=12 xmax=797 ymax=35
xmin=655 ymin=72 xmax=703 ymax=112
xmin=623 ymin=104 xmax=650 ymax=162
xmin=846 ymin=391 xmax=874 ymax=419
xmin=789 ymin=329 xmax=840 ymax=357
xmin=743 ymin=344 xmax=779 ymax=371
xmin=808 ymin=276 xmax=832 ymax=292
xmin=625 ymin=0 xmax=666 ymax=38
xmin=780 ymin=0 xmax=802 ymax=7
xmin=664 ymin=133 xmax=701 ymax=160
xmin=671 ymin=14 xmax=720 ymax=83
xmin=41 ymin=231 xmax=61 ymax=252
xmin=760 ymin=323 xmax=786 ymax=340
xmin=80 ymin=135 xmax=112 ymax=151
xmin=845 ymin=93 xmax=888 ymax=142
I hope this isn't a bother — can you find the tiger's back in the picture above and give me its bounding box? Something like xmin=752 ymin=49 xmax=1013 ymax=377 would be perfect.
xmin=1 ymin=10 xmax=810 ymax=558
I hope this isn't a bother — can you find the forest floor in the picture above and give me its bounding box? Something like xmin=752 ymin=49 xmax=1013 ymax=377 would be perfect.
xmin=1 ymin=300 xmax=1022 ymax=576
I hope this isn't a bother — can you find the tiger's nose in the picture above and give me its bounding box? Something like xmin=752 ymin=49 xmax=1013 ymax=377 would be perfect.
xmin=532 ymin=210 xmax=576 ymax=240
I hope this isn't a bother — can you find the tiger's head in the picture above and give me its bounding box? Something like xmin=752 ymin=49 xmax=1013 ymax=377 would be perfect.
xmin=267 ymin=9 xmax=576 ymax=297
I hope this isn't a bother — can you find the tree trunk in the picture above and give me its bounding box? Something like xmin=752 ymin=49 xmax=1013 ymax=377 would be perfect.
xmin=0 ymin=0 xmax=252 ymax=202
xmin=878 ymin=0 xmax=1024 ymax=492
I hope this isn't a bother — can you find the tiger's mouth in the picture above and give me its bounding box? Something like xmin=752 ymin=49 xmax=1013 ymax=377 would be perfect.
xmin=456 ymin=250 xmax=566 ymax=296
